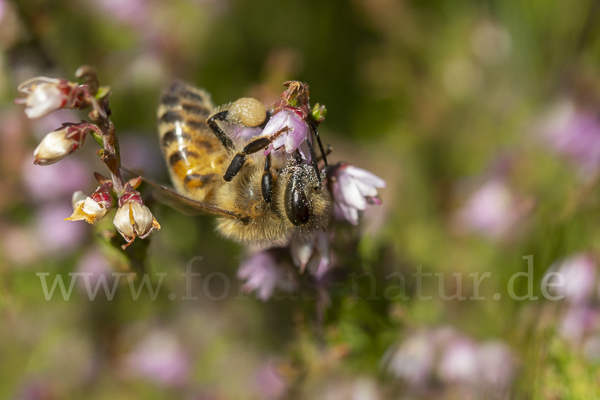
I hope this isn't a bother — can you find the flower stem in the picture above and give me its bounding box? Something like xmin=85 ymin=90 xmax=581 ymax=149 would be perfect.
xmin=77 ymin=65 xmax=125 ymax=198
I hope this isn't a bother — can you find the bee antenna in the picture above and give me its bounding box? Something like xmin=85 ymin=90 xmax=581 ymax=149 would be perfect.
xmin=309 ymin=120 xmax=328 ymax=167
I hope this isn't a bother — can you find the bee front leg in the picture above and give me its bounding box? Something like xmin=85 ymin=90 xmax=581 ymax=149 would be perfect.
xmin=223 ymin=136 xmax=272 ymax=181
xmin=261 ymin=153 xmax=273 ymax=203
xmin=207 ymin=111 xmax=235 ymax=150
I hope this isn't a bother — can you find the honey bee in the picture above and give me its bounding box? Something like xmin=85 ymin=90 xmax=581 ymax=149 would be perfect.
xmin=151 ymin=80 xmax=332 ymax=249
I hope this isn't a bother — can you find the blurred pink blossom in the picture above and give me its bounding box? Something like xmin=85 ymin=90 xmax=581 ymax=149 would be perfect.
xmin=237 ymin=251 xmax=294 ymax=301
xmin=477 ymin=341 xmax=515 ymax=391
xmin=437 ymin=338 xmax=479 ymax=385
xmin=22 ymin=157 xmax=91 ymax=202
xmin=75 ymin=249 xmax=113 ymax=294
xmin=540 ymin=100 xmax=600 ymax=178
xmin=454 ymin=179 xmax=529 ymax=240
xmin=546 ymin=253 xmax=597 ymax=305
xmin=386 ymin=327 xmax=516 ymax=393
xmin=119 ymin=134 xmax=166 ymax=177
xmin=90 ymin=0 xmax=149 ymax=26
xmin=559 ymin=306 xmax=600 ymax=343
xmin=1 ymin=225 xmax=42 ymax=266
xmin=0 ymin=0 xmax=6 ymax=25
xmin=384 ymin=329 xmax=436 ymax=386
xmin=123 ymin=331 xmax=189 ymax=387
xmin=34 ymin=203 xmax=86 ymax=255
xmin=254 ymin=361 xmax=287 ymax=400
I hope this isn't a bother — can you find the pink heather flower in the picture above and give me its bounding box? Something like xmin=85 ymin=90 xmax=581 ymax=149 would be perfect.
xmin=261 ymin=109 xmax=309 ymax=155
xmin=546 ymin=253 xmax=597 ymax=305
xmin=113 ymin=184 xmax=160 ymax=246
xmin=123 ymin=332 xmax=189 ymax=387
xmin=15 ymin=77 xmax=84 ymax=119
xmin=66 ymin=182 xmax=114 ymax=225
xmin=237 ymin=251 xmax=294 ymax=301
xmin=33 ymin=122 xmax=92 ymax=166
xmin=329 ymin=163 xmax=386 ymax=225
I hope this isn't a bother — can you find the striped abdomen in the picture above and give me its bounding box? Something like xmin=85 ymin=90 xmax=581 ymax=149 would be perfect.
xmin=157 ymin=81 xmax=228 ymax=202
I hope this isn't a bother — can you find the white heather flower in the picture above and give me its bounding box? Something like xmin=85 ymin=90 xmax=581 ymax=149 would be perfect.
xmin=15 ymin=77 xmax=70 ymax=119
xmin=66 ymin=183 xmax=113 ymax=225
xmin=113 ymin=184 xmax=160 ymax=246
xmin=114 ymin=201 xmax=158 ymax=242
xmin=329 ymin=163 xmax=386 ymax=225
xmin=33 ymin=130 xmax=77 ymax=165
xmin=261 ymin=109 xmax=310 ymax=155
xmin=33 ymin=122 xmax=90 ymax=165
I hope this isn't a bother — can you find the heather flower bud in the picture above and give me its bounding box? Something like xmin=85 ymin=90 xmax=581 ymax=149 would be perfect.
xmin=15 ymin=77 xmax=86 ymax=119
xmin=66 ymin=182 xmax=113 ymax=225
xmin=113 ymin=184 xmax=160 ymax=246
xmin=328 ymin=163 xmax=386 ymax=225
xmin=33 ymin=122 xmax=91 ymax=165
xmin=311 ymin=103 xmax=327 ymax=124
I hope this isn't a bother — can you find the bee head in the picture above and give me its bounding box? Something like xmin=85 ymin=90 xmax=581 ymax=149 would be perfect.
xmin=282 ymin=155 xmax=330 ymax=229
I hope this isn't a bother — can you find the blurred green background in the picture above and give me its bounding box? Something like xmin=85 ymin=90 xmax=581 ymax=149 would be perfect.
xmin=1 ymin=0 xmax=600 ymax=399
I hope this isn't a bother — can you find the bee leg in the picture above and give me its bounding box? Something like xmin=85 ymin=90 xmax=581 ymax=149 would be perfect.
xmin=309 ymin=120 xmax=328 ymax=167
xmin=207 ymin=111 xmax=235 ymax=150
xmin=305 ymin=138 xmax=323 ymax=187
xmin=261 ymin=153 xmax=273 ymax=202
xmin=223 ymin=136 xmax=272 ymax=181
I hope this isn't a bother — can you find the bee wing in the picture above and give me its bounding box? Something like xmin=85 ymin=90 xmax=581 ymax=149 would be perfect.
xmin=123 ymin=168 xmax=244 ymax=220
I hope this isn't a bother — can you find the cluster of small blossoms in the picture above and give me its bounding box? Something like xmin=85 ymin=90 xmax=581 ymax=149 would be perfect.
xmin=543 ymin=253 xmax=600 ymax=359
xmin=15 ymin=67 xmax=160 ymax=249
xmin=233 ymin=82 xmax=386 ymax=300
xmin=385 ymin=326 xmax=515 ymax=396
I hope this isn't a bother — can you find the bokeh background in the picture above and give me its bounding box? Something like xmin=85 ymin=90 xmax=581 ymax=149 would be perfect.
xmin=1 ymin=0 xmax=600 ymax=399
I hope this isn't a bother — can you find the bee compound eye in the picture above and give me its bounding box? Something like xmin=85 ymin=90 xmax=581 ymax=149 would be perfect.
xmin=285 ymin=182 xmax=310 ymax=226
